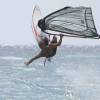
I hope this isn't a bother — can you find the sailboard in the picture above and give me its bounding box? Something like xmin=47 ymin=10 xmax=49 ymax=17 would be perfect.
xmin=32 ymin=5 xmax=47 ymax=44
xmin=38 ymin=6 xmax=100 ymax=39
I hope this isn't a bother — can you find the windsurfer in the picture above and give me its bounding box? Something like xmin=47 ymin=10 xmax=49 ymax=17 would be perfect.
xmin=24 ymin=34 xmax=63 ymax=66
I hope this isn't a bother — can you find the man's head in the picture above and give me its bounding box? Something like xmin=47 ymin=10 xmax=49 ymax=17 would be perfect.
xmin=43 ymin=37 xmax=49 ymax=45
xmin=51 ymin=35 xmax=57 ymax=43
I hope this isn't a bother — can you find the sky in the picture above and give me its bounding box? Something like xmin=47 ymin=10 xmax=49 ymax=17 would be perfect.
xmin=0 ymin=0 xmax=100 ymax=46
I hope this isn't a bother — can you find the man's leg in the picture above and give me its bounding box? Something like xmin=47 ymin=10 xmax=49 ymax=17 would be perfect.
xmin=25 ymin=52 xmax=43 ymax=66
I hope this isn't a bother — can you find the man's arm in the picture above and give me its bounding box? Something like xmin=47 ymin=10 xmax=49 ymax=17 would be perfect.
xmin=48 ymin=34 xmax=63 ymax=48
xmin=56 ymin=34 xmax=63 ymax=46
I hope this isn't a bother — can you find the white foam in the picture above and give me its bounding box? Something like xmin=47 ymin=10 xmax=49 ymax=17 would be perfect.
xmin=0 ymin=56 xmax=24 ymax=60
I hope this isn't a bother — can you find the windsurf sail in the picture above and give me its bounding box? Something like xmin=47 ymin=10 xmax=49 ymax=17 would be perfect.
xmin=38 ymin=6 xmax=99 ymax=39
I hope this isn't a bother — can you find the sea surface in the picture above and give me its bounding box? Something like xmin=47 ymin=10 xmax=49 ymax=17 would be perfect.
xmin=0 ymin=45 xmax=100 ymax=100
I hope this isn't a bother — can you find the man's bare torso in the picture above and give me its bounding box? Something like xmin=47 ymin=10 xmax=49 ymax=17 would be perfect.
xmin=40 ymin=45 xmax=54 ymax=57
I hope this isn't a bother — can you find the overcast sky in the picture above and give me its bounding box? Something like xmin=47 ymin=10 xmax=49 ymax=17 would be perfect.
xmin=0 ymin=0 xmax=100 ymax=46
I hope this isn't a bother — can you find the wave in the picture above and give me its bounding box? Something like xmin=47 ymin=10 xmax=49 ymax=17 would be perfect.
xmin=0 ymin=56 xmax=24 ymax=60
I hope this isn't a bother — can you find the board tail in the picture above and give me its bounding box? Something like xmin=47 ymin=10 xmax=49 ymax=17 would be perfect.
xmin=32 ymin=5 xmax=48 ymax=44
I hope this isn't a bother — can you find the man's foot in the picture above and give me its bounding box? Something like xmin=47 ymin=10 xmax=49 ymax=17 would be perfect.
xmin=24 ymin=62 xmax=29 ymax=66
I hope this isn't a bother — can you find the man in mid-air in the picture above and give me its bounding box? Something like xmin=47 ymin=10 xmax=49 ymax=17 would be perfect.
xmin=25 ymin=34 xmax=63 ymax=66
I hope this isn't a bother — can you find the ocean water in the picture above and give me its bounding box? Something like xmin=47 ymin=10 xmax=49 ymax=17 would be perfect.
xmin=0 ymin=45 xmax=100 ymax=100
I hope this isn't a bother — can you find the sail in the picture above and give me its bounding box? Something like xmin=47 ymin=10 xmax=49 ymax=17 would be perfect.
xmin=41 ymin=7 xmax=99 ymax=39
